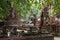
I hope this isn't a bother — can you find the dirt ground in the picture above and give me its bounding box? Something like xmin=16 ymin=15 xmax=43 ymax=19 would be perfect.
xmin=54 ymin=37 xmax=60 ymax=40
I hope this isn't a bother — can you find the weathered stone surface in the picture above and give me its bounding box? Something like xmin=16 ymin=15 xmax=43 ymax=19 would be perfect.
xmin=4 ymin=7 xmax=22 ymax=27
xmin=0 ymin=34 xmax=54 ymax=40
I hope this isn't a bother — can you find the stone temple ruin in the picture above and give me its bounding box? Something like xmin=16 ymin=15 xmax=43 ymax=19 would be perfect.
xmin=2 ymin=7 xmax=23 ymax=37
xmin=1 ymin=7 xmax=54 ymax=40
xmin=4 ymin=7 xmax=22 ymax=27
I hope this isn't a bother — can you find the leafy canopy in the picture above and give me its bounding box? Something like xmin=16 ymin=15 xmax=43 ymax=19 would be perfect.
xmin=0 ymin=0 xmax=60 ymax=21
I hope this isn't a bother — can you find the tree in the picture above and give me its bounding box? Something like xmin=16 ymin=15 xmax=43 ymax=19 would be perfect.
xmin=0 ymin=0 xmax=10 ymax=22
xmin=0 ymin=0 xmax=60 ymax=21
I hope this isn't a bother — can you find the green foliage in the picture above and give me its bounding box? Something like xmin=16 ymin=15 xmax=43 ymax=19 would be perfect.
xmin=53 ymin=0 xmax=60 ymax=13
xmin=0 ymin=0 xmax=10 ymax=21
xmin=0 ymin=0 xmax=60 ymax=21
